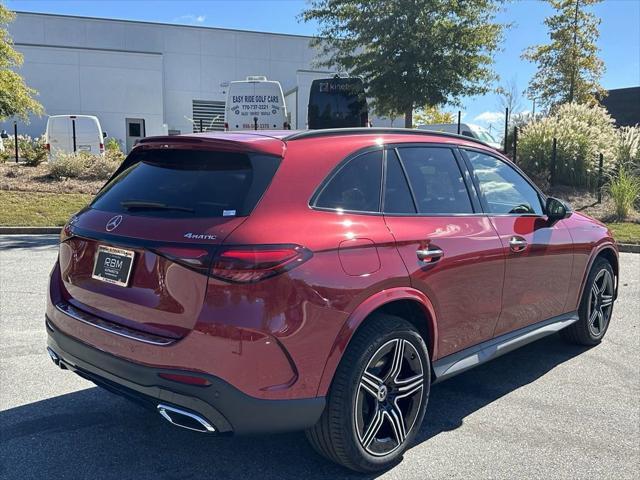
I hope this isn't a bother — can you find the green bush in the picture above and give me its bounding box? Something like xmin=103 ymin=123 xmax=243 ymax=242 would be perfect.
xmin=518 ymin=103 xmax=617 ymax=188
xmin=22 ymin=135 xmax=48 ymax=166
xmin=0 ymin=135 xmax=48 ymax=166
xmin=608 ymin=166 xmax=640 ymax=220
xmin=48 ymin=152 xmax=91 ymax=179
xmin=104 ymin=137 xmax=123 ymax=152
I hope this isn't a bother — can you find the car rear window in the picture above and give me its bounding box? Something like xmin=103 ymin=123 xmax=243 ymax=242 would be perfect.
xmin=90 ymin=149 xmax=281 ymax=218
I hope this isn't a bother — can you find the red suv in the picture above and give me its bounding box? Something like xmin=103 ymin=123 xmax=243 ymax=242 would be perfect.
xmin=46 ymin=129 xmax=618 ymax=472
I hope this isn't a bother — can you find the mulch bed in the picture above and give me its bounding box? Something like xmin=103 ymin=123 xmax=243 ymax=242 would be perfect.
xmin=0 ymin=163 xmax=104 ymax=195
xmin=549 ymin=185 xmax=640 ymax=224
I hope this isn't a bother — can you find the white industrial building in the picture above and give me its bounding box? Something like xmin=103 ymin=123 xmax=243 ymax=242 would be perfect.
xmin=1 ymin=12 xmax=395 ymax=151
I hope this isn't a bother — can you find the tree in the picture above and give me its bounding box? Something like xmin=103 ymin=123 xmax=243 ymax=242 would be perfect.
xmin=413 ymin=105 xmax=455 ymax=126
xmin=495 ymin=76 xmax=524 ymax=117
xmin=0 ymin=4 xmax=43 ymax=121
xmin=522 ymin=0 xmax=605 ymax=110
xmin=301 ymin=0 xmax=506 ymax=128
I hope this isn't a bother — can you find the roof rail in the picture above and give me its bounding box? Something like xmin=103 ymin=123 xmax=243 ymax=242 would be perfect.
xmin=283 ymin=127 xmax=493 ymax=148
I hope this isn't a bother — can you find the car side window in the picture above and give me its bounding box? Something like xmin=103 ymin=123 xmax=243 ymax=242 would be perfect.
xmin=315 ymin=150 xmax=382 ymax=213
xmin=466 ymin=150 xmax=543 ymax=215
xmin=383 ymin=150 xmax=416 ymax=214
xmin=397 ymin=147 xmax=473 ymax=214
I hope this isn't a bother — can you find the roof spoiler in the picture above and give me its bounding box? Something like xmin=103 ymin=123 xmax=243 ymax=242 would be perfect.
xmin=136 ymin=135 xmax=285 ymax=156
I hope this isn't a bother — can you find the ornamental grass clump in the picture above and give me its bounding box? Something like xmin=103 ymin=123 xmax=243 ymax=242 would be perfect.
xmin=608 ymin=166 xmax=640 ymax=220
xmin=518 ymin=103 xmax=617 ymax=188
xmin=615 ymin=125 xmax=640 ymax=174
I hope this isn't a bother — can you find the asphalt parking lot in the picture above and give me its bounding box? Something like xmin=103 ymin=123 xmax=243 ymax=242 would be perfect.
xmin=1 ymin=234 xmax=638 ymax=479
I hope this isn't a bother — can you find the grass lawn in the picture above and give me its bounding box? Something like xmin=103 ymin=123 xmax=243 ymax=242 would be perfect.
xmin=0 ymin=191 xmax=92 ymax=226
xmin=606 ymin=222 xmax=640 ymax=245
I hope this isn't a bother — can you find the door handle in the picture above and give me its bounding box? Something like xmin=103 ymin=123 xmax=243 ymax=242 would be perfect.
xmin=416 ymin=247 xmax=444 ymax=262
xmin=509 ymin=236 xmax=528 ymax=252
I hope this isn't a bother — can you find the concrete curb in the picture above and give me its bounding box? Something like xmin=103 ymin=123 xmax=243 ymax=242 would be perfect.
xmin=0 ymin=227 xmax=62 ymax=234
xmin=0 ymin=227 xmax=639 ymax=253
xmin=618 ymin=243 xmax=640 ymax=254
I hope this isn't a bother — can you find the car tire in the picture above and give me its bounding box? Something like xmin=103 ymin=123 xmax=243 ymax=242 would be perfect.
xmin=305 ymin=313 xmax=430 ymax=473
xmin=561 ymin=257 xmax=615 ymax=346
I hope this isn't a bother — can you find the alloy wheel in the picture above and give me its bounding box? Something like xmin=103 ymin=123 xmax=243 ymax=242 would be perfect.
xmin=587 ymin=269 xmax=614 ymax=337
xmin=355 ymin=338 xmax=424 ymax=457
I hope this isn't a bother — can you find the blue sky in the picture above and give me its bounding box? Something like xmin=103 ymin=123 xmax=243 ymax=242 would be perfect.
xmin=5 ymin=0 xmax=639 ymax=133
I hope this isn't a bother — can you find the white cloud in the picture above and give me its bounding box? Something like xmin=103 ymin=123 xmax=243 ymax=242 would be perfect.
xmin=173 ymin=14 xmax=206 ymax=25
xmin=473 ymin=111 xmax=504 ymax=125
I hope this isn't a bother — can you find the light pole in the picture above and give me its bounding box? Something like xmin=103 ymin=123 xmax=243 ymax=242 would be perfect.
xmin=13 ymin=120 xmax=18 ymax=163
xmin=532 ymin=98 xmax=536 ymax=118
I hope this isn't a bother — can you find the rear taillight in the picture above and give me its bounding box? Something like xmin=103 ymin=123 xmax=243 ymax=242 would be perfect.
xmin=152 ymin=246 xmax=214 ymax=275
xmin=99 ymin=143 xmax=104 ymax=153
xmin=152 ymin=244 xmax=311 ymax=282
xmin=210 ymin=245 xmax=311 ymax=283
xmin=224 ymin=122 xmax=229 ymax=131
xmin=60 ymin=224 xmax=71 ymax=243
xmin=45 ymin=143 xmax=50 ymax=152
xmin=60 ymin=216 xmax=77 ymax=243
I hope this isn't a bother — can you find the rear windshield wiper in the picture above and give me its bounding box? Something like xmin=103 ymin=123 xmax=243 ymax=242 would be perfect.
xmin=120 ymin=200 xmax=195 ymax=213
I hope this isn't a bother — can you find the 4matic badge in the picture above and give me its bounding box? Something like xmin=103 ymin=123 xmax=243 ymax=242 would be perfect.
xmin=183 ymin=232 xmax=217 ymax=240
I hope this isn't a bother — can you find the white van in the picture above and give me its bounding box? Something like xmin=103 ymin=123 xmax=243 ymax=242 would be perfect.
xmin=417 ymin=123 xmax=502 ymax=150
xmin=46 ymin=115 xmax=105 ymax=159
xmin=225 ymin=76 xmax=288 ymax=131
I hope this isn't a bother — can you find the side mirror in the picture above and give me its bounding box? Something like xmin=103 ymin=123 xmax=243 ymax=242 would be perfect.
xmin=103 ymin=132 xmax=108 ymax=138
xmin=546 ymin=197 xmax=572 ymax=224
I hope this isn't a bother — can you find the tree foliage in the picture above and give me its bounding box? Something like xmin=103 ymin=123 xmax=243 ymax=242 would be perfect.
xmin=522 ymin=0 xmax=605 ymax=110
xmin=0 ymin=4 xmax=43 ymax=121
xmin=301 ymin=0 xmax=506 ymax=127
xmin=413 ymin=105 xmax=455 ymax=126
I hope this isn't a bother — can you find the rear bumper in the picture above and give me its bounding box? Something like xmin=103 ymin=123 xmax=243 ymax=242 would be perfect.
xmin=46 ymin=316 xmax=325 ymax=435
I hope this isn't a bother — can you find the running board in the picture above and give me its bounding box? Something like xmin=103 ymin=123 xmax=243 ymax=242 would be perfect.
xmin=432 ymin=312 xmax=579 ymax=383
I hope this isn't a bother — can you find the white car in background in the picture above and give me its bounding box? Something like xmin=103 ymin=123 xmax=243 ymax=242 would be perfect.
xmin=46 ymin=115 xmax=106 ymax=160
xmin=417 ymin=122 xmax=502 ymax=150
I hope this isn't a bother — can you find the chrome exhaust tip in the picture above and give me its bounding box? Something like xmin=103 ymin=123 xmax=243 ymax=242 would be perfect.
xmin=157 ymin=404 xmax=216 ymax=433
xmin=47 ymin=347 xmax=59 ymax=365
xmin=47 ymin=347 xmax=68 ymax=369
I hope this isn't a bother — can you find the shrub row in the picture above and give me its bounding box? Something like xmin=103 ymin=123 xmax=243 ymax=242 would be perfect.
xmin=48 ymin=150 xmax=124 ymax=181
xmin=517 ymin=103 xmax=620 ymax=189
xmin=517 ymin=103 xmax=639 ymax=220
xmin=0 ymin=135 xmax=48 ymax=166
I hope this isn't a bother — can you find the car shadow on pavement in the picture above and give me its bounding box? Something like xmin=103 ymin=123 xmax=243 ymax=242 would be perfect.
xmin=0 ymin=333 xmax=589 ymax=480
xmin=0 ymin=234 xmax=59 ymax=251
xmin=415 ymin=333 xmax=590 ymax=443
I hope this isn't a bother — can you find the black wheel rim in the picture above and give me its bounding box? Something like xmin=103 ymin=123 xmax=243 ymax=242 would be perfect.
xmin=355 ymin=338 xmax=424 ymax=457
xmin=587 ymin=269 xmax=614 ymax=337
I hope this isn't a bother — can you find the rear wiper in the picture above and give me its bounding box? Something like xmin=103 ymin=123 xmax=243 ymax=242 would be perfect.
xmin=120 ymin=200 xmax=195 ymax=213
